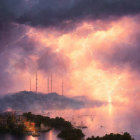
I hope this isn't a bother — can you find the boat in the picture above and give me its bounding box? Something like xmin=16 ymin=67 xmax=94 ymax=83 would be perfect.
xmin=32 ymin=131 xmax=40 ymax=137
xmin=76 ymin=121 xmax=88 ymax=129
xmin=77 ymin=125 xmax=88 ymax=129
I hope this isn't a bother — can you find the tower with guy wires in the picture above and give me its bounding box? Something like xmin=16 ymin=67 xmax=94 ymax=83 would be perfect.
xmin=32 ymin=72 xmax=64 ymax=95
xmin=51 ymin=73 xmax=52 ymax=93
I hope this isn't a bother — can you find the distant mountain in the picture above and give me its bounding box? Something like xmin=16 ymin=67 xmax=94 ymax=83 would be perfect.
xmin=0 ymin=91 xmax=105 ymax=113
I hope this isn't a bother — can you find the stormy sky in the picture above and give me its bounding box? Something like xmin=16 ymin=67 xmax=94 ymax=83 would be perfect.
xmin=0 ymin=0 xmax=140 ymax=108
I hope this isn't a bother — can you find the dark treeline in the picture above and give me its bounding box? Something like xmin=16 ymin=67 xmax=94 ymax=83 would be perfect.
xmin=87 ymin=132 xmax=134 ymax=140
xmin=23 ymin=112 xmax=73 ymax=129
xmin=0 ymin=115 xmax=25 ymax=135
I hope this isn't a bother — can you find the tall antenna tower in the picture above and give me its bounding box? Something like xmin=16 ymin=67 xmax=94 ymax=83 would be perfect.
xmin=36 ymin=72 xmax=38 ymax=93
xmin=48 ymin=76 xmax=49 ymax=93
xmin=62 ymin=78 xmax=63 ymax=96
xmin=51 ymin=73 xmax=52 ymax=93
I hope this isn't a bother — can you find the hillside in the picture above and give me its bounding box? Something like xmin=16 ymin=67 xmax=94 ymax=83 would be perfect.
xmin=0 ymin=91 xmax=104 ymax=113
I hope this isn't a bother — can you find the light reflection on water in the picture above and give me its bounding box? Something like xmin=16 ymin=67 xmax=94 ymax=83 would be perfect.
xmin=0 ymin=129 xmax=62 ymax=140
xmin=26 ymin=130 xmax=62 ymax=140
xmin=0 ymin=104 xmax=139 ymax=140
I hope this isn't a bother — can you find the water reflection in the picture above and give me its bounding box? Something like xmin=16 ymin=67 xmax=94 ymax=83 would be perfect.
xmin=48 ymin=130 xmax=52 ymax=140
xmin=0 ymin=129 xmax=61 ymax=140
xmin=26 ymin=136 xmax=38 ymax=140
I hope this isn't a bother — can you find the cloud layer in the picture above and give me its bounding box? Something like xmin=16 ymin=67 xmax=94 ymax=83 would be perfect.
xmin=1 ymin=0 xmax=140 ymax=28
xmin=0 ymin=0 xmax=140 ymax=101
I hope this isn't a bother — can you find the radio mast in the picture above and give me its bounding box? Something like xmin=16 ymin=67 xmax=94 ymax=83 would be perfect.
xmin=36 ymin=72 xmax=38 ymax=93
xmin=48 ymin=76 xmax=49 ymax=93
xmin=51 ymin=73 xmax=52 ymax=93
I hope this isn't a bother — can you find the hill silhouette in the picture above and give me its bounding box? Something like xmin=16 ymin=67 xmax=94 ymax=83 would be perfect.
xmin=0 ymin=91 xmax=104 ymax=113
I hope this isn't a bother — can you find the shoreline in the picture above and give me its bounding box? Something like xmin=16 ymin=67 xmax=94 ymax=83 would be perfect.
xmin=0 ymin=112 xmax=135 ymax=140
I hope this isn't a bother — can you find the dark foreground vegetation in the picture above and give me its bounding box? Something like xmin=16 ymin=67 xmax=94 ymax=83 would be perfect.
xmin=23 ymin=112 xmax=84 ymax=139
xmin=0 ymin=115 xmax=25 ymax=135
xmin=0 ymin=112 xmax=135 ymax=140
xmin=58 ymin=128 xmax=84 ymax=140
xmin=23 ymin=112 xmax=72 ymax=129
xmin=87 ymin=132 xmax=134 ymax=140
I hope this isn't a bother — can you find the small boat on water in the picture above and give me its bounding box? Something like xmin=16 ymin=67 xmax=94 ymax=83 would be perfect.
xmin=32 ymin=131 xmax=40 ymax=137
xmin=76 ymin=121 xmax=88 ymax=129
xmin=77 ymin=125 xmax=88 ymax=129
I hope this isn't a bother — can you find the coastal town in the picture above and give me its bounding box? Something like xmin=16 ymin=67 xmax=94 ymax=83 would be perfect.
xmin=0 ymin=111 xmax=51 ymax=137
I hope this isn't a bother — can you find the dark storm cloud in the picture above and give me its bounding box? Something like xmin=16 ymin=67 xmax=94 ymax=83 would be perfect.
xmin=0 ymin=23 xmax=38 ymax=94
xmin=0 ymin=0 xmax=140 ymax=29
xmin=37 ymin=48 xmax=69 ymax=75
xmin=94 ymin=33 xmax=140 ymax=73
xmin=109 ymin=45 xmax=140 ymax=71
xmin=0 ymin=23 xmax=36 ymax=68
xmin=0 ymin=52 xmax=13 ymax=94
